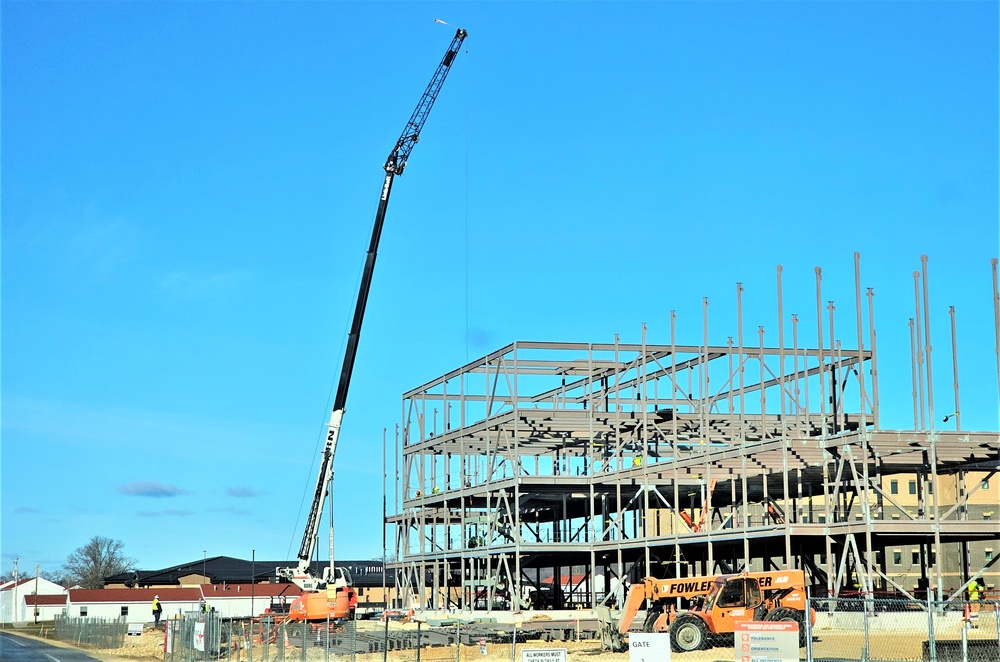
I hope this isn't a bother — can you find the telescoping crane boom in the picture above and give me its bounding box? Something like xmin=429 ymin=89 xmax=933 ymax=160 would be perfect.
xmin=276 ymin=28 xmax=467 ymax=609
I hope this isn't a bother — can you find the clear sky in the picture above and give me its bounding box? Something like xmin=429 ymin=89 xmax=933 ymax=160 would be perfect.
xmin=2 ymin=1 xmax=997 ymax=576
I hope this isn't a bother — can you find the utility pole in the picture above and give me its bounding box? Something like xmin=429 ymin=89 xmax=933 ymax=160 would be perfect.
xmin=12 ymin=557 xmax=19 ymax=624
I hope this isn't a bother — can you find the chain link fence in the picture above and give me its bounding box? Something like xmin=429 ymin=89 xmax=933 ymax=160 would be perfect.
xmin=810 ymin=597 xmax=1000 ymax=662
xmin=49 ymin=602 xmax=1000 ymax=662
xmin=160 ymin=613 xmax=608 ymax=662
xmin=52 ymin=614 xmax=128 ymax=648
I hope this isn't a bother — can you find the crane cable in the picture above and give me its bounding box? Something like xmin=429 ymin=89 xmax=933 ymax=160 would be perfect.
xmin=464 ymin=40 xmax=471 ymax=364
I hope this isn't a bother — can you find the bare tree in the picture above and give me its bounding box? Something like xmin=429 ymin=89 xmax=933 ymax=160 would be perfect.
xmin=42 ymin=569 xmax=74 ymax=588
xmin=63 ymin=536 xmax=136 ymax=589
xmin=1 ymin=566 xmax=72 ymax=586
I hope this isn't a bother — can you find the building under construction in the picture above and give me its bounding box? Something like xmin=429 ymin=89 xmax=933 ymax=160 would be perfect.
xmin=388 ymin=258 xmax=1000 ymax=611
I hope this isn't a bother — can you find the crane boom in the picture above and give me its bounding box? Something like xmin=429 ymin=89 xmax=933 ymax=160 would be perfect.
xmin=387 ymin=28 xmax=467 ymax=176
xmin=278 ymin=28 xmax=467 ymax=593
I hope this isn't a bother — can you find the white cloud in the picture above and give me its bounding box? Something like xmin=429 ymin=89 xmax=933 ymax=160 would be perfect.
xmin=119 ymin=481 xmax=188 ymax=498
xmin=226 ymin=487 xmax=263 ymax=498
xmin=136 ymin=509 xmax=195 ymax=517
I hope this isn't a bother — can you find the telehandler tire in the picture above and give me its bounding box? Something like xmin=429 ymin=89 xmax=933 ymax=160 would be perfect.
xmin=642 ymin=606 xmax=663 ymax=633
xmin=670 ymin=614 xmax=709 ymax=652
xmin=766 ymin=607 xmax=807 ymax=647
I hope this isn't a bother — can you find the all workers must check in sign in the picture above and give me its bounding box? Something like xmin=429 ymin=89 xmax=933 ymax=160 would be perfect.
xmin=734 ymin=621 xmax=799 ymax=662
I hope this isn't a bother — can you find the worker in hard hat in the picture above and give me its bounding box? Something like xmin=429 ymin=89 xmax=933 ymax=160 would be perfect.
xmin=969 ymin=579 xmax=982 ymax=627
xmin=152 ymin=595 xmax=162 ymax=628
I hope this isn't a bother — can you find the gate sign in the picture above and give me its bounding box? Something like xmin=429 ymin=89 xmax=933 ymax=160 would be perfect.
xmin=628 ymin=632 xmax=671 ymax=662
xmin=521 ymin=649 xmax=567 ymax=662
xmin=734 ymin=622 xmax=799 ymax=662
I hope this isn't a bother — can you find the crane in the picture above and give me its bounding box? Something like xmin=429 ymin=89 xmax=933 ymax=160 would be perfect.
xmin=276 ymin=28 xmax=468 ymax=617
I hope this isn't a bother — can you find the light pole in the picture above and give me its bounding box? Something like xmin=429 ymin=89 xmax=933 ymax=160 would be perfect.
xmin=251 ymin=550 xmax=256 ymax=619
xmin=11 ymin=557 xmax=18 ymax=624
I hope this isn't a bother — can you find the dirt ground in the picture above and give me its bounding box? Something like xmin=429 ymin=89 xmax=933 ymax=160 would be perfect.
xmin=81 ymin=629 xmax=613 ymax=662
xmin=8 ymin=616 xmax=1000 ymax=662
xmin=66 ymin=629 xmax=1000 ymax=662
xmin=90 ymin=628 xmax=165 ymax=661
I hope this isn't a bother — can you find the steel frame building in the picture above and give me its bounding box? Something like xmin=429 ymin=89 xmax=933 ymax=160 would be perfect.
xmin=388 ymin=260 xmax=1000 ymax=611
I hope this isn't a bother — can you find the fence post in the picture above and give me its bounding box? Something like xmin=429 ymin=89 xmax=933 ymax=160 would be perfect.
xmin=862 ymin=596 xmax=870 ymax=662
xmin=510 ymin=621 xmax=517 ymax=662
xmin=926 ymin=593 xmax=936 ymax=662
xmin=961 ymin=610 xmax=969 ymax=661
xmin=456 ymin=620 xmax=461 ymax=662
xmin=382 ymin=611 xmax=390 ymax=662
xmin=804 ymin=586 xmax=813 ymax=662
xmin=417 ymin=620 xmax=423 ymax=662
xmin=993 ymin=601 xmax=1000 ymax=662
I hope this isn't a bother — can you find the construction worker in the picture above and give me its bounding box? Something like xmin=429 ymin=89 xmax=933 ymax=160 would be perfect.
xmin=969 ymin=579 xmax=981 ymax=627
xmin=152 ymin=595 xmax=162 ymax=628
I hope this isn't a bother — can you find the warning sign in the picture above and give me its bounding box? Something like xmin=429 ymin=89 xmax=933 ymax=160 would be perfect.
xmin=520 ymin=649 xmax=567 ymax=662
xmin=734 ymin=621 xmax=799 ymax=662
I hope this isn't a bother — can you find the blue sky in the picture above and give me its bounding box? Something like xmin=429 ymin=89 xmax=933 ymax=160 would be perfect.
xmin=2 ymin=1 xmax=997 ymax=575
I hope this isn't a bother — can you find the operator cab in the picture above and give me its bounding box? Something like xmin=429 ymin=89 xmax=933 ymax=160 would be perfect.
xmin=704 ymin=576 xmax=764 ymax=611
xmin=334 ymin=566 xmax=353 ymax=589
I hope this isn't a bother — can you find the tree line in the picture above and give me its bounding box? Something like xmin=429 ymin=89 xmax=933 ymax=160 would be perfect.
xmin=4 ymin=535 xmax=136 ymax=589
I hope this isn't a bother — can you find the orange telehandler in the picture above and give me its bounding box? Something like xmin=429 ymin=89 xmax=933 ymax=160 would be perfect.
xmin=597 ymin=569 xmax=815 ymax=653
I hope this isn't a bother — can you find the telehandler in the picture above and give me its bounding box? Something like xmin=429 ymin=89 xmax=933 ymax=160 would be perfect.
xmin=597 ymin=569 xmax=815 ymax=653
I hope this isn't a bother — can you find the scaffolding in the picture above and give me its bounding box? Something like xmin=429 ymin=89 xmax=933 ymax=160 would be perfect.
xmin=388 ymin=257 xmax=1000 ymax=612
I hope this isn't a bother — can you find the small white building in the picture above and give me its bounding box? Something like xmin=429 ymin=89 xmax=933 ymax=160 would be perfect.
xmin=69 ymin=588 xmax=203 ymax=624
xmin=200 ymin=583 xmax=302 ymax=619
xmin=0 ymin=577 xmax=68 ymax=624
xmin=25 ymin=594 xmax=70 ymax=621
xmin=64 ymin=584 xmax=304 ymax=624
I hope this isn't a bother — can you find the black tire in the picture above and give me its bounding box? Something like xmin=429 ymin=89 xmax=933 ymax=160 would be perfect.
xmin=285 ymin=623 xmax=305 ymax=646
xmin=642 ymin=607 xmax=663 ymax=633
xmin=767 ymin=608 xmax=807 ymax=647
xmin=670 ymin=614 xmax=709 ymax=652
